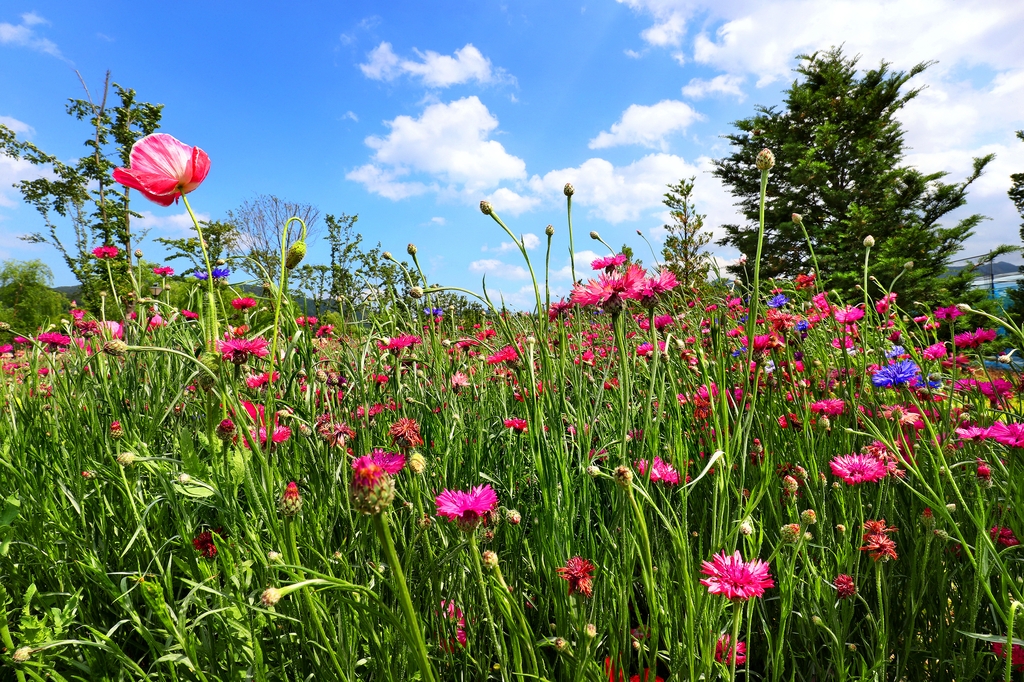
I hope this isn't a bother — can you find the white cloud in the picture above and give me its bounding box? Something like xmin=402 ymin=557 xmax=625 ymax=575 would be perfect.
xmin=468 ymin=258 xmax=530 ymax=280
xmin=483 ymin=232 xmax=541 ymax=253
xmin=359 ymin=42 xmax=509 ymax=88
xmin=589 ymin=100 xmax=703 ymax=151
xmin=528 ymin=153 xmax=704 ymax=223
xmin=430 ymin=216 xmax=446 ymax=225
xmin=0 ymin=12 xmax=62 ymax=58
xmin=483 ymin=186 xmax=540 ymax=216
xmin=348 ymin=96 xmax=526 ymax=200
xmin=135 ymin=210 xmax=211 ymax=237
xmin=0 ymin=115 xmax=34 ymax=137
xmin=553 ymin=249 xmax=603 ymax=280
xmin=681 ymin=74 xmax=745 ymax=100
xmin=342 ymin=111 xmax=358 ymax=122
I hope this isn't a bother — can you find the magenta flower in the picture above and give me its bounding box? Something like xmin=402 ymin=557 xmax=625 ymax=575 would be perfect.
xmin=570 ymin=263 xmax=646 ymax=312
xmin=113 ymin=133 xmax=210 ymax=206
xmin=830 ymin=453 xmax=888 ymax=485
xmin=217 ymin=337 xmax=270 ymax=364
xmin=634 ymin=456 xmax=680 ymax=485
xmin=833 ymin=305 xmax=865 ymax=324
xmin=435 ymin=484 xmax=498 ymax=531
xmin=504 ymin=418 xmax=528 ymax=433
xmin=988 ymin=422 xmax=1024 ymax=448
xmin=369 ymin=448 xmax=406 ymax=474
xmin=591 ymin=253 xmax=627 ymax=272
xmin=92 ymin=245 xmax=119 ymax=259
xmin=810 ymin=398 xmax=845 ymax=416
xmin=36 ymin=332 xmax=72 ymax=351
xmin=700 ymin=550 xmax=774 ymax=601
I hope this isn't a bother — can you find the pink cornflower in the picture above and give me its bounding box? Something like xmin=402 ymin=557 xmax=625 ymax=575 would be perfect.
xmin=570 ymin=263 xmax=646 ymax=313
xmin=217 ymin=337 xmax=270 ymax=364
xmin=113 ymin=133 xmax=210 ymax=206
xmin=378 ymin=334 xmax=421 ymax=352
xmin=181 ymin=309 xmax=199 ymax=320
xmin=830 ymin=453 xmax=888 ymax=485
xmin=591 ymin=253 xmax=627 ymax=272
xmin=92 ymin=245 xmax=119 ymax=259
xmin=451 ymin=372 xmax=470 ymax=390
xmin=714 ymin=634 xmax=747 ymax=665
xmin=634 ymin=456 xmax=680 ymax=485
xmin=435 ymin=484 xmax=498 ymax=532
xmin=487 ymin=345 xmax=519 ymax=365
xmin=152 ymin=266 xmax=174 ymax=276
xmin=934 ymin=305 xmax=963 ymax=321
xmin=231 ymin=297 xmax=257 ymax=310
xmin=810 ymin=398 xmax=845 ymax=416
xmin=636 ymin=269 xmax=679 ymax=306
xmin=557 ymin=556 xmax=595 ymax=597
xmin=988 ymin=422 xmax=1024 ymax=448
xmin=389 ymin=417 xmax=423 ymax=449
xmin=699 ymin=550 xmax=774 ymax=601
xmin=922 ymin=343 xmax=947 ymax=361
xmin=955 ymin=424 xmax=989 ymax=442
xmin=36 ymin=332 xmax=72 ymax=351
xmin=369 ymin=448 xmax=406 ymax=474
xmin=438 ymin=600 xmax=468 ymax=650
xmin=833 ymin=305 xmax=864 ymax=324
xmin=504 ymin=418 xmax=528 ymax=433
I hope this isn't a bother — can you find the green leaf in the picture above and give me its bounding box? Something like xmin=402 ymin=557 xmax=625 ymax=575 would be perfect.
xmin=960 ymin=630 xmax=1024 ymax=648
xmin=172 ymin=481 xmax=216 ymax=498
xmin=0 ymin=494 xmax=20 ymax=527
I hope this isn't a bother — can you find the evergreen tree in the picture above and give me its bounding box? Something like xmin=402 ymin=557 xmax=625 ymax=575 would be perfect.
xmin=660 ymin=178 xmax=711 ymax=290
xmin=713 ymin=47 xmax=994 ymax=310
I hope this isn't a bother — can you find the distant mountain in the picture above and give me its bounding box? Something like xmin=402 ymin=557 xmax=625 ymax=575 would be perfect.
xmin=946 ymin=261 xmax=1018 ymax=276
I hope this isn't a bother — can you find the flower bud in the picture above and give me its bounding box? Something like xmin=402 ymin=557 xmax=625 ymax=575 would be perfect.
xmin=613 ymin=465 xmax=633 ymax=488
xmin=261 ymin=587 xmax=282 ymax=607
xmin=278 ymin=481 xmax=303 ymax=516
xmin=216 ymin=418 xmax=236 ymax=441
xmin=177 ymin=473 xmax=191 ymax=484
xmin=103 ymin=339 xmax=129 ymax=357
xmin=134 ymin=249 xmax=144 ymax=259
xmin=268 ymin=550 xmax=282 ymax=562
xmin=955 ymin=303 xmax=972 ymax=312
xmin=904 ymin=261 xmax=914 ymax=270
xmin=836 ymin=524 xmax=846 ymax=534
xmin=739 ymin=519 xmax=754 ymax=536
xmin=481 ymin=550 xmax=498 ymax=570
xmin=409 ymin=450 xmax=426 ymax=474
xmin=409 ymin=286 xmax=424 ymax=299
xmin=780 ymin=523 xmax=802 ymax=543
xmin=755 ymin=148 xmax=775 ymax=170
xmin=554 ymin=637 xmax=568 ymax=651
xmin=791 ymin=213 xmax=803 ymax=226
xmin=480 ymin=200 xmax=493 ymax=215
xmin=382 ymin=251 xmax=394 ymax=261
xmin=0 ymin=321 xmax=9 ymax=332
xmin=563 ymin=183 xmax=574 ymax=197
xmin=117 ymin=452 xmax=136 ymax=467
xmin=506 ymin=509 xmax=521 ymax=525
xmin=407 ymin=243 xmax=418 ymax=256
xmin=801 ymin=509 xmax=817 ymax=525
xmin=285 ymin=240 xmax=307 ymax=270
xmin=545 ymin=224 xmax=555 ymax=237
xmin=110 ymin=420 xmax=124 ymax=440
xmin=586 ymin=465 xmax=600 ymax=478
xmin=13 ymin=647 xmax=31 ymax=663
xmin=585 ymin=623 xmax=597 ymax=638
xmin=589 ymin=231 xmax=600 ymax=240
xmin=863 ymin=235 xmax=875 ymax=248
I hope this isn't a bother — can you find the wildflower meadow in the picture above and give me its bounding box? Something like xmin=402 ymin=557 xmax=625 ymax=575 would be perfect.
xmin=2 ymin=132 xmax=1024 ymax=682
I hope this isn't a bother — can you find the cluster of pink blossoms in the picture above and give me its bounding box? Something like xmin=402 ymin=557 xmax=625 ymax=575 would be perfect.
xmin=569 ymin=256 xmax=678 ymax=313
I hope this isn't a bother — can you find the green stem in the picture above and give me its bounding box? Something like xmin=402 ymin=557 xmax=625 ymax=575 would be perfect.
xmin=729 ymin=601 xmax=744 ymax=682
xmin=371 ymin=513 xmax=437 ymax=682
xmin=469 ymin=533 xmax=507 ymax=677
xmin=180 ymin=194 xmax=219 ymax=350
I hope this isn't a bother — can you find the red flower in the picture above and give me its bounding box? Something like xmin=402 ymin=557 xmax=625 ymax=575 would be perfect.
xmin=217 ymin=337 xmax=270 ymax=364
xmin=504 ymin=418 xmax=528 ymax=433
xmin=231 ymin=297 xmax=257 ymax=310
xmin=860 ymin=519 xmax=899 ymax=562
xmin=92 ymin=245 xmax=120 ymax=259
xmin=192 ymin=528 xmax=224 ymax=558
xmin=834 ymin=573 xmax=856 ymax=599
xmin=994 ymin=642 xmax=1024 ymax=672
xmin=113 ymin=133 xmax=210 ymax=206
xmin=389 ymin=417 xmax=423 ymax=449
xmin=557 ymin=556 xmax=595 ymax=597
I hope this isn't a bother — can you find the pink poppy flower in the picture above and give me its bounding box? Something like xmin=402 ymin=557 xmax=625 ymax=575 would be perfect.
xmin=700 ymin=550 xmax=774 ymax=601
xmin=112 ymin=133 xmax=210 ymax=207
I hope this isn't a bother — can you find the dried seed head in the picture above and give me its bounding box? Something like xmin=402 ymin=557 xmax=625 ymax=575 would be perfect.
xmin=13 ymin=647 xmax=31 ymax=662
xmin=261 ymin=587 xmax=282 ymax=607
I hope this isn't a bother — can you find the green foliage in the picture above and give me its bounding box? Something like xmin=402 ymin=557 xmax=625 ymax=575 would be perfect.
xmin=713 ymin=47 xmax=996 ymax=310
xmin=660 ymin=177 xmax=712 ymax=291
xmin=0 ymin=259 xmax=67 ymax=338
xmin=1005 ymin=131 xmax=1024 ymax=323
xmin=154 ymin=219 xmax=240 ymax=271
xmin=227 ymin=195 xmax=320 ymax=284
xmin=0 ymin=74 xmax=163 ymax=308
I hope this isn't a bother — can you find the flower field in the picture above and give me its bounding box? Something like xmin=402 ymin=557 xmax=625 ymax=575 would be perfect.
xmin=2 ymin=135 xmax=1024 ymax=681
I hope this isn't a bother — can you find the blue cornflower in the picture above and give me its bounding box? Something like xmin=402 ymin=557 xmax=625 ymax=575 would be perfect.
xmin=795 ymin=320 xmax=810 ymax=332
xmin=433 ymin=308 xmax=444 ymax=316
xmin=767 ymin=294 xmax=789 ymax=309
xmin=871 ymin=360 xmax=921 ymax=388
xmin=885 ymin=345 xmax=906 ymax=359
xmin=732 ymin=347 xmax=747 ymax=357
xmin=192 ymin=270 xmax=209 ymax=281
xmin=212 ymin=266 xmax=230 ymax=280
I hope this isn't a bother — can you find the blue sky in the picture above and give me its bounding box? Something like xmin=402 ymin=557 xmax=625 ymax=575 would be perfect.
xmin=2 ymin=0 xmax=1022 ymax=305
